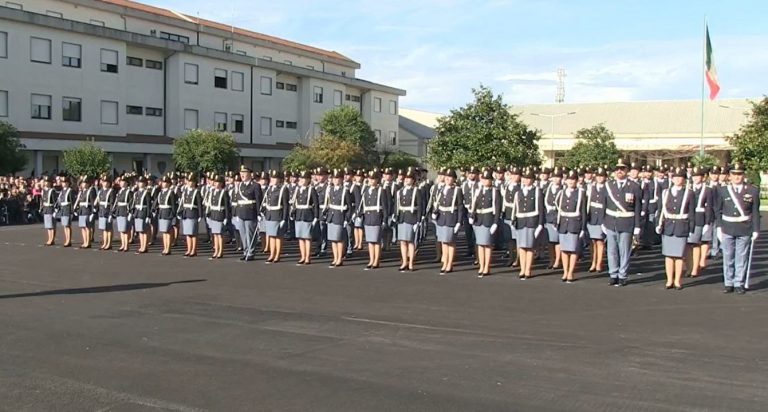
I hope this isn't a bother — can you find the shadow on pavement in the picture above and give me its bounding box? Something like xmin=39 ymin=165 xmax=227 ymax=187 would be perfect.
xmin=0 ymin=279 xmax=207 ymax=300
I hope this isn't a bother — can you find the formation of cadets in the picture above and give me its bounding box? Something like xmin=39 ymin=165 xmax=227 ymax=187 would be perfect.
xmin=39 ymin=159 xmax=760 ymax=294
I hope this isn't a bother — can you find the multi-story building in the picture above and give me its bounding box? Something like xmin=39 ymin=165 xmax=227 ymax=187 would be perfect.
xmin=0 ymin=0 xmax=405 ymax=175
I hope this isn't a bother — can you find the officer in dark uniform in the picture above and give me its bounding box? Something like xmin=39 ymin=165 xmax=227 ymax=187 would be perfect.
xmin=74 ymin=176 xmax=97 ymax=249
xmin=207 ymin=175 xmax=230 ymax=260
xmin=132 ymin=176 xmax=152 ymax=254
xmin=235 ymin=166 xmax=262 ymax=261
xmin=262 ymin=170 xmax=290 ymax=264
xmin=56 ymin=174 xmax=75 ymax=247
xmin=293 ymin=170 xmax=320 ymax=265
xmin=543 ymin=166 xmax=564 ymax=269
xmin=41 ymin=175 xmax=58 ymax=246
xmin=432 ymin=169 xmax=463 ymax=274
xmin=96 ymin=175 xmax=116 ymax=250
xmin=557 ymin=169 xmax=587 ymax=283
xmin=462 ymin=166 xmax=479 ymax=257
xmin=359 ymin=170 xmax=392 ymax=270
xmin=601 ymin=159 xmax=643 ymax=286
xmin=501 ymin=166 xmax=521 ymax=267
xmin=312 ymin=167 xmax=330 ymax=257
xmin=155 ymin=175 xmax=177 ymax=256
xmin=656 ymin=167 xmax=696 ymax=290
xmin=586 ymin=167 xmax=608 ymax=273
xmin=470 ymin=169 xmax=502 ymax=278
xmin=395 ymin=169 xmax=423 ymax=272
xmin=686 ymin=166 xmax=714 ymax=277
xmin=114 ymin=174 xmax=134 ymax=252
xmin=179 ymin=173 xmax=204 ymax=257
xmin=326 ymin=170 xmax=352 ymax=267
xmin=514 ymin=167 xmax=546 ymax=279
xmin=426 ymin=168 xmax=445 ymax=264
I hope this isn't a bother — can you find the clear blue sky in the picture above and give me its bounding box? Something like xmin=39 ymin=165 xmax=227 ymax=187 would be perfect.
xmin=145 ymin=0 xmax=768 ymax=113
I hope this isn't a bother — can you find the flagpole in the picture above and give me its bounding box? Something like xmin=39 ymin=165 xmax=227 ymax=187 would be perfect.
xmin=700 ymin=17 xmax=707 ymax=156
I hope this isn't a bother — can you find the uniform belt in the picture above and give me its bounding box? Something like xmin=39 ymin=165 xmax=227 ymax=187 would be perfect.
xmin=476 ymin=207 xmax=494 ymax=214
xmin=43 ymin=202 xmax=53 ymax=206
xmin=328 ymin=204 xmax=347 ymax=211
xmin=158 ymin=205 xmax=172 ymax=209
xmin=606 ymin=209 xmax=634 ymax=218
xmin=399 ymin=206 xmax=417 ymax=212
xmin=295 ymin=205 xmax=312 ymax=210
xmin=559 ymin=211 xmax=580 ymax=217
xmin=239 ymin=200 xmax=256 ymax=205
xmin=266 ymin=205 xmax=283 ymax=211
xmin=60 ymin=202 xmax=70 ymax=206
xmin=135 ymin=205 xmax=147 ymax=209
xmin=231 ymin=201 xmax=239 ymax=206
xmin=117 ymin=202 xmax=128 ymax=206
xmin=589 ymin=202 xmax=603 ymax=209
xmin=183 ymin=204 xmax=198 ymax=209
xmin=438 ymin=206 xmax=457 ymax=212
xmin=79 ymin=202 xmax=90 ymax=206
xmin=209 ymin=206 xmax=224 ymax=211
xmin=648 ymin=199 xmax=658 ymax=203
xmin=516 ymin=211 xmax=538 ymax=218
xmin=695 ymin=207 xmax=706 ymax=213
xmin=364 ymin=206 xmax=382 ymax=212
xmin=665 ymin=213 xmax=688 ymax=220
xmin=722 ymin=215 xmax=749 ymax=222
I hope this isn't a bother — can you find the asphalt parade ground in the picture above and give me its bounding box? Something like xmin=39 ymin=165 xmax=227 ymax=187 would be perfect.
xmin=1 ymin=224 xmax=767 ymax=411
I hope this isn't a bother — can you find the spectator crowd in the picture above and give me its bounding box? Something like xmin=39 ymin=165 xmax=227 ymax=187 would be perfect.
xmin=0 ymin=174 xmax=45 ymax=225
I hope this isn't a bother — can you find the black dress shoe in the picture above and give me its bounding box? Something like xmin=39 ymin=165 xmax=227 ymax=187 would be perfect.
xmin=609 ymin=278 xmax=618 ymax=286
xmin=665 ymin=284 xmax=673 ymax=290
xmin=618 ymin=279 xmax=627 ymax=287
xmin=239 ymin=256 xmax=246 ymax=261
xmin=561 ymin=278 xmax=567 ymax=283
xmin=675 ymin=285 xmax=683 ymax=291
xmin=723 ymin=286 xmax=734 ymax=294
xmin=736 ymin=287 xmax=746 ymax=295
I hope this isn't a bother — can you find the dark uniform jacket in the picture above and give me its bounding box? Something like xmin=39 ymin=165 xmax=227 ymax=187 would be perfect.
xmin=395 ymin=185 xmax=423 ymax=225
xmin=75 ymin=186 xmax=98 ymax=216
xmin=132 ymin=188 xmax=152 ymax=219
xmin=41 ymin=187 xmax=57 ymax=215
xmin=207 ymin=188 xmax=230 ymax=222
xmin=586 ymin=183 xmax=606 ymax=226
xmin=179 ymin=187 xmax=203 ymax=220
xmin=263 ymin=184 xmax=290 ymax=223
xmin=502 ymin=183 xmax=519 ymax=221
xmin=601 ymin=179 xmax=643 ymax=233
xmin=659 ymin=186 xmax=697 ymax=237
xmin=360 ymin=186 xmax=392 ymax=226
xmin=513 ymin=185 xmax=545 ymax=229
xmin=325 ymin=184 xmax=353 ymax=225
xmin=690 ymin=184 xmax=714 ymax=227
xmin=715 ymin=183 xmax=761 ymax=236
xmin=113 ymin=187 xmax=133 ymax=217
xmin=292 ymin=185 xmax=320 ymax=223
xmin=434 ymin=185 xmax=464 ymax=227
xmin=557 ymin=187 xmax=587 ymax=234
xmin=543 ymin=184 xmax=562 ymax=225
xmin=471 ymin=186 xmax=502 ymax=228
xmin=154 ymin=188 xmax=177 ymax=220
xmin=235 ymin=180 xmax=262 ymax=221
xmin=96 ymin=188 xmax=116 ymax=218
xmin=57 ymin=187 xmax=75 ymax=217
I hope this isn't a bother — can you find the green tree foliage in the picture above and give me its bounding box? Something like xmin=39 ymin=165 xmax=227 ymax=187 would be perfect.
xmin=426 ymin=86 xmax=541 ymax=168
xmin=0 ymin=121 xmax=27 ymax=175
xmin=172 ymin=129 xmax=240 ymax=174
xmin=689 ymin=153 xmax=718 ymax=168
xmin=559 ymin=124 xmax=621 ymax=169
xmin=62 ymin=141 xmax=110 ymax=178
xmin=319 ymin=105 xmax=377 ymax=151
xmin=282 ymin=136 xmax=366 ymax=170
xmin=727 ymin=97 xmax=768 ymax=173
xmin=379 ymin=149 xmax=421 ymax=170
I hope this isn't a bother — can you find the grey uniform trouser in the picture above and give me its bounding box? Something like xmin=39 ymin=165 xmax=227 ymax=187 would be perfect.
xmin=314 ymin=222 xmax=327 ymax=254
xmin=710 ymin=221 xmax=721 ymax=256
xmin=238 ymin=218 xmax=257 ymax=258
xmin=606 ymin=229 xmax=633 ymax=279
xmin=721 ymin=233 xmax=750 ymax=288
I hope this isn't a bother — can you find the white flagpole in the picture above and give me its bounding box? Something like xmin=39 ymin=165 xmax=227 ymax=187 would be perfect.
xmin=700 ymin=17 xmax=707 ymax=156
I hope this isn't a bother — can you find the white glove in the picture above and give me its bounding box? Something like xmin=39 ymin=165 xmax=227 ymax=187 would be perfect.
xmin=454 ymin=223 xmax=461 ymax=234
xmin=468 ymin=217 xmax=474 ymax=225
xmin=279 ymin=220 xmax=285 ymax=229
xmin=343 ymin=221 xmax=348 ymax=228
xmin=655 ymin=226 xmax=662 ymax=235
xmin=490 ymin=223 xmax=498 ymax=235
xmin=145 ymin=217 xmax=151 ymax=224
xmin=413 ymin=223 xmax=420 ymax=233
xmin=579 ymin=230 xmax=585 ymax=238
xmin=702 ymin=224 xmax=711 ymax=235
xmin=88 ymin=214 xmax=95 ymax=223
xmin=534 ymin=225 xmax=543 ymax=238
xmin=633 ymin=227 xmax=641 ymax=236
xmin=312 ymin=218 xmax=318 ymax=226
xmin=716 ymin=227 xmax=723 ymax=242
xmin=601 ymin=224 xmax=607 ymax=234
xmin=641 ymin=211 xmax=646 ymax=217
xmin=431 ymin=213 xmax=437 ymax=220
xmin=128 ymin=213 xmax=133 ymax=221
xmin=752 ymin=232 xmax=759 ymax=241
xmin=107 ymin=216 xmax=113 ymax=224
xmin=197 ymin=217 xmax=202 ymax=223
xmin=223 ymin=218 xmax=228 ymax=226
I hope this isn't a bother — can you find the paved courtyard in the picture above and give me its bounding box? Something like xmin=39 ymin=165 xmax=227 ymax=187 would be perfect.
xmin=0 ymin=224 xmax=767 ymax=411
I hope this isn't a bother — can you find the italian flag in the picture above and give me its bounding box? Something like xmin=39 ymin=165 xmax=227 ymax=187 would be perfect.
xmin=705 ymin=25 xmax=720 ymax=100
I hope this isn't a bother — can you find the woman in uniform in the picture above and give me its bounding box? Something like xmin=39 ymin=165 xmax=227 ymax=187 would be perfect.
xmin=351 ymin=170 xmax=366 ymax=251
xmin=132 ymin=176 xmax=152 ymax=254
xmin=470 ymin=169 xmax=502 ymax=278
xmin=96 ymin=175 xmax=116 ymax=250
xmin=686 ymin=166 xmax=714 ymax=277
xmin=586 ymin=167 xmax=608 ymax=273
xmin=180 ymin=173 xmax=204 ymax=257
xmin=155 ymin=175 xmax=177 ymax=256
xmin=257 ymin=171 xmax=270 ymax=254
xmin=433 ymin=168 xmax=463 ymax=274
xmin=543 ymin=167 xmax=563 ymax=270
xmin=359 ymin=170 xmax=391 ymax=270
xmin=74 ymin=176 xmax=97 ymax=249
xmin=292 ymin=171 xmax=320 ymax=265
xmin=113 ymin=175 xmax=133 ymax=252
xmin=326 ymin=170 xmax=353 ymax=267
xmin=656 ymin=167 xmax=696 ymax=290
xmin=40 ymin=176 xmax=57 ymax=246
xmin=557 ymin=170 xmax=587 ymax=283
xmin=262 ymin=170 xmax=290 ymax=264
xmin=501 ymin=167 xmax=520 ymax=267
xmin=207 ymin=175 xmax=230 ymax=259
xmin=514 ymin=167 xmax=545 ymax=279
xmin=56 ymin=175 xmax=75 ymax=247
xmin=395 ymin=169 xmax=423 ymax=272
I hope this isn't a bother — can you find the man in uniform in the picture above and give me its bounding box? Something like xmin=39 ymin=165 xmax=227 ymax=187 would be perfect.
xmin=461 ymin=166 xmax=480 ymax=257
xmin=313 ymin=167 xmax=330 ymax=257
xmin=602 ymin=159 xmax=643 ymax=286
xmin=235 ymin=165 xmax=262 ymax=261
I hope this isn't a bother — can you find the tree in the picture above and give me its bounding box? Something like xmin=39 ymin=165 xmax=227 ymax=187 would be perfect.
xmin=320 ymin=105 xmax=377 ymax=151
xmin=282 ymin=136 xmax=366 ymax=170
xmin=689 ymin=153 xmax=718 ymax=168
xmin=379 ymin=149 xmax=421 ymax=170
xmin=560 ymin=124 xmax=621 ymax=169
xmin=62 ymin=141 xmax=110 ymax=178
xmin=0 ymin=121 xmax=27 ymax=175
xmin=426 ymin=86 xmax=541 ymax=168
xmin=173 ymin=129 xmax=240 ymax=173
xmin=727 ymin=97 xmax=768 ymax=173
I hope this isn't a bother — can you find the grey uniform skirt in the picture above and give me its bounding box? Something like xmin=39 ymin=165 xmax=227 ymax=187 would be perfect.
xmin=545 ymin=223 xmax=559 ymax=244
xmin=43 ymin=214 xmax=55 ymax=229
xmin=60 ymin=215 xmax=71 ymax=227
xmin=397 ymin=223 xmax=416 ymax=243
xmin=181 ymin=218 xmax=197 ymax=236
xmin=587 ymin=224 xmax=604 ymax=240
xmin=364 ymin=225 xmax=381 ymax=243
xmin=78 ymin=215 xmax=92 ymax=228
xmin=116 ymin=216 xmax=129 ymax=232
xmin=662 ymin=235 xmax=687 ymax=258
xmin=473 ymin=225 xmax=493 ymax=246
xmin=354 ymin=216 xmax=364 ymax=228
xmin=97 ymin=216 xmax=111 ymax=231
xmin=515 ymin=227 xmax=536 ymax=249
xmin=559 ymin=232 xmax=580 ymax=253
xmin=295 ymin=221 xmax=313 ymax=239
xmin=687 ymin=226 xmax=703 ymax=244
xmin=435 ymin=224 xmax=455 ymax=243
xmin=327 ymin=223 xmax=344 ymax=242
xmin=134 ymin=218 xmax=146 ymax=233
xmin=265 ymin=220 xmax=284 ymax=237
xmin=158 ymin=218 xmax=172 ymax=233
xmin=209 ymin=219 xmax=223 ymax=234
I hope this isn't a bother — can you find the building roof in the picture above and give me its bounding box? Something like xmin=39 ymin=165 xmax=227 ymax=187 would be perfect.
xmin=398 ymin=108 xmax=444 ymax=140
xmin=97 ymin=0 xmax=358 ymax=66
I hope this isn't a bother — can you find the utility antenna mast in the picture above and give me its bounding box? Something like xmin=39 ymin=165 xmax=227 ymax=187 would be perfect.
xmin=555 ymin=68 xmax=566 ymax=103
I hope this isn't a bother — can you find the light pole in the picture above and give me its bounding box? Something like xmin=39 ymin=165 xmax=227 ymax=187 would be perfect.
xmin=530 ymin=111 xmax=577 ymax=167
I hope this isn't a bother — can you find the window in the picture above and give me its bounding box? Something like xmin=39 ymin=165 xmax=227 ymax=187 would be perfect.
xmin=145 ymin=60 xmax=162 ymax=70
xmin=62 ymin=97 xmax=81 ymax=121
xmin=89 ymin=19 xmax=105 ymax=26
xmin=126 ymin=105 xmax=143 ymax=115
xmin=30 ymin=37 xmax=52 ymax=63
xmin=389 ymin=100 xmax=397 ymax=115
xmin=184 ymin=109 xmax=198 ymax=130
xmin=214 ymin=68 xmax=227 ymax=89
xmin=313 ymin=86 xmax=323 ymax=103
xmin=0 ymin=32 xmax=6 ymax=58
xmin=284 ymin=60 xmax=292 ymax=65
xmin=232 ymin=114 xmax=244 ymax=133
xmin=286 ymin=121 xmax=297 ymax=129
xmin=5 ymin=2 xmax=22 ymax=10
xmin=275 ymin=120 xmax=284 ymax=128
xmin=235 ymin=50 xmax=247 ymax=56
xmin=286 ymin=83 xmax=297 ymax=92
xmin=61 ymin=42 xmax=81 ymax=68
xmin=306 ymin=65 xmax=314 ymax=70
xmin=215 ymin=112 xmax=227 ymax=131
xmin=0 ymin=90 xmax=7 ymax=117
xmin=184 ymin=63 xmax=198 ymax=84
xmin=346 ymin=94 xmax=361 ymax=103
xmin=100 ymin=100 xmax=118 ymax=124
xmin=333 ymin=90 xmax=342 ymax=106
xmin=232 ymin=71 xmax=244 ymax=91
xmin=46 ymin=10 xmax=63 ymax=18
xmin=374 ymin=129 xmax=382 ymax=143
xmin=389 ymin=131 xmax=397 ymax=146
xmin=100 ymin=49 xmax=118 ymax=73
xmin=260 ymin=117 xmax=272 ymax=136
xmin=145 ymin=107 xmax=163 ymax=117
xmin=260 ymin=76 xmax=272 ymax=95
xmin=374 ymin=97 xmax=382 ymax=112
xmin=31 ymin=94 xmax=52 ymax=119
xmin=126 ymin=56 xmax=143 ymax=67
xmin=341 ymin=71 xmax=347 ymax=77
xmin=159 ymin=31 xmax=189 ymax=44
xmin=276 ymin=82 xmax=285 ymax=90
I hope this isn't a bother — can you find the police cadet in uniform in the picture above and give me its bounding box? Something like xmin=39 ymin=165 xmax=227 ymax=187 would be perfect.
xmin=285 ymin=171 xmax=298 ymax=242
xmin=557 ymin=169 xmax=587 ymax=283
xmin=114 ymin=174 xmax=133 ymax=252
xmin=715 ymin=162 xmax=760 ymax=295
xmin=502 ymin=166 xmax=521 ymax=267
xmin=602 ymin=159 xmax=643 ymax=287
xmin=293 ymin=170 xmax=320 ymax=266
xmin=395 ymin=169 xmax=423 ymax=272
xmin=462 ymin=166 xmax=479 ymax=258
xmin=470 ymin=169 xmax=502 ymax=278
xmin=686 ymin=166 xmax=714 ymax=277
xmin=707 ymin=166 xmax=723 ymax=260
xmin=359 ymin=170 xmax=392 ymax=270
xmin=41 ymin=175 xmax=57 ymax=246
xmin=262 ymin=170 xmax=290 ymax=264
xmin=207 ymin=175 xmax=230 ymax=260
xmin=56 ymin=175 xmax=75 ymax=247
xmin=351 ymin=169 xmax=365 ymax=251
xmin=426 ymin=168 xmax=445 ymax=264
xmin=544 ymin=167 xmax=564 ymax=269
xmin=586 ymin=167 xmax=608 ymax=273
xmin=131 ymin=176 xmax=152 ymax=254
xmin=74 ymin=176 xmax=97 ymax=249
xmin=656 ymin=167 xmax=696 ymax=290
xmin=235 ymin=166 xmax=262 ymax=261
xmin=514 ymin=167 xmax=545 ymax=279
xmin=179 ymin=173 xmax=203 ymax=257
xmin=326 ymin=170 xmax=352 ymax=267
xmin=433 ymin=168 xmax=464 ymax=275
xmin=96 ymin=175 xmax=116 ymax=250
xmin=155 ymin=175 xmax=177 ymax=256
xmin=380 ymin=168 xmax=398 ymax=251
